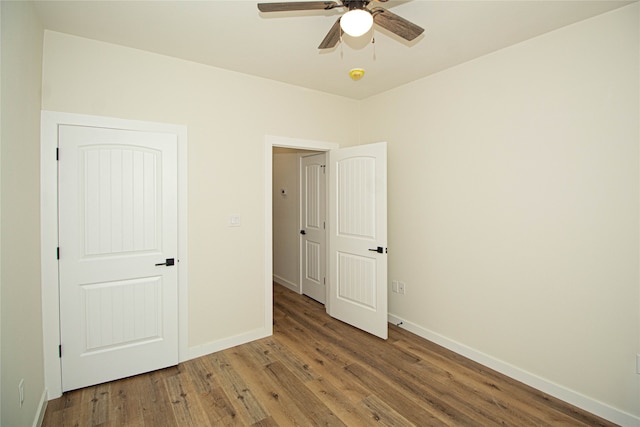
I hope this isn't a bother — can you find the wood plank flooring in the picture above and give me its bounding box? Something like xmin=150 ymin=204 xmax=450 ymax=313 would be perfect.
xmin=42 ymin=284 xmax=617 ymax=426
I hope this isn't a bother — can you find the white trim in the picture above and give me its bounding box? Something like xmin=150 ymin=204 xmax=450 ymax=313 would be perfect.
xmin=265 ymin=135 xmax=338 ymax=152
xmin=387 ymin=313 xmax=640 ymax=427
xmin=264 ymin=140 xmax=274 ymax=339
xmin=187 ymin=327 xmax=270 ymax=361
xmin=264 ymin=135 xmax=338 ymax=333
xmin=33 ymin=389 xmax=48 ymax=427
xmin=40 ymin=111 xmax=188 ymax=399
xmin=273 ymin=275 xmax=300 ymax=294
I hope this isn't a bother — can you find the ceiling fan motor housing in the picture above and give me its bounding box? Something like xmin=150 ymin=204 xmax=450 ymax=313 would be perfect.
xmin=344 ymin=0 xmax=370 ymax=11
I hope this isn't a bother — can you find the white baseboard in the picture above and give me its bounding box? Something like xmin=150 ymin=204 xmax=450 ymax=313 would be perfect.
xmin=33 ymin=388 xmax=48 ymax=427
xmin=387 ymin=313 xmax=639 ymax=427
xmin=273 ymin=275 xmax=300 ymax=293
xmin=186 ymin=326 xmax=271 ymax=361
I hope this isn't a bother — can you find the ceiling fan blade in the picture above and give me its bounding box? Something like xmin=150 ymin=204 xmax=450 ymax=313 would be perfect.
xmin=318 ymin=17 xmax=342 ymax=49
xmin=372 ymin=7 xmax=424 ymax=41
xmin=258 ymin=1 xmax=339 ymax=12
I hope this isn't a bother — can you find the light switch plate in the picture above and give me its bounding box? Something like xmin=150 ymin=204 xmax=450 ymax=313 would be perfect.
xmin=229 ymin=215 xmax=241 ymax=227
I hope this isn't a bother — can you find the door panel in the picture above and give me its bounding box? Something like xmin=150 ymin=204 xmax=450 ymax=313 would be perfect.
xmin=82 ymin=277 xmax=162 ymax=351
xmin=329 ymin=142 xmax=387 ymax=339
xmin=83 ymin=147 xmax=160 ymax=255
xmin=301 ymin=154 xmax=326 ymax=303
xmin=59 ymin=125 xmax=178 ymax=391
xmin=337 ymin=253 xmax=376 ymax=308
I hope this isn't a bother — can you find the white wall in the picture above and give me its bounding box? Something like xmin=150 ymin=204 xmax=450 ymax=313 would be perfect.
xmin=41 ymin=31 xmax=359 ymax=352
xmin=0 ymin=2 xmax=46 ymax=426
xmin=361 ymin=4 xmax=639 ymax=422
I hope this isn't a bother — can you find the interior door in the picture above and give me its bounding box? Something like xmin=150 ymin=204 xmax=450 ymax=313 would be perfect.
xmin=58 ymin=125 xmax=179 ymax=391
xmin=300 ymin=153 xmax=326 ymax=303
xmin=328 ymin=142 xmax=388 ymax=339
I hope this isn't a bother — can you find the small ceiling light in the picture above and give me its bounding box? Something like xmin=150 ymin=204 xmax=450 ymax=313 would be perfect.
xmin=349 ymin=68 xmax=365 ymax=81
xmin=340 ymin=9 xmax=373 ymax=37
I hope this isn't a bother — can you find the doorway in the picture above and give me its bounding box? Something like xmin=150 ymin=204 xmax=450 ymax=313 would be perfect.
xmin=265 ymin=136 xmax=337 ymax=331
xmin=272 ymin=148 xmax=326 ymax=303
xmin=265 ymin=136 xmax=389 ymax=340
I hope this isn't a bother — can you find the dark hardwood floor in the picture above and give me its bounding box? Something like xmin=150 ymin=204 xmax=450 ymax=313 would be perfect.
xmin=42 ymin=284 xmax=617 ymax=426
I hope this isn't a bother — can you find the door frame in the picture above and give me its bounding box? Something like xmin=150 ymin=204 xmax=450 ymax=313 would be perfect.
xmin=40 ymin=111 xmax=188 ymax=399
xmin=265 ymin=136 xmax=338 ymax=320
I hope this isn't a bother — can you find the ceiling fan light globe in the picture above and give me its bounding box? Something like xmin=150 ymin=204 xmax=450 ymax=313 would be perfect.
xmin=340 ymin=9 xmax=373 ymax=37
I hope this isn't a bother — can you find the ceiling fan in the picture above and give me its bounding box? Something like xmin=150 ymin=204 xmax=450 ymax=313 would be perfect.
xmin=257 ymin=0 xmax=425 ymax=49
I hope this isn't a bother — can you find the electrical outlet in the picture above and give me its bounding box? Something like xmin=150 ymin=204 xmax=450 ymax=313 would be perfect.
xmin=18 ymin=379 xmax=24 ymax=407
xmin=391 ymin=280 xmax=399 ymax=293
xmin=398 ymin=281 xmax=406 ymax=295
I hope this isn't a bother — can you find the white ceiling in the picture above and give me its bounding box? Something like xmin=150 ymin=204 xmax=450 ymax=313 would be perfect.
xmin=33 ymin=0 xmax=634 ymax=100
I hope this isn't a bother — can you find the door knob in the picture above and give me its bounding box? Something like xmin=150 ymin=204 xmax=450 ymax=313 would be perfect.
xmin=368 ymin=247 xmax=385 ymax=254
xmin=300 ymin=230 xmax=306 ymax=235
xmin=155 ymin=258 xmax=175 ymax=266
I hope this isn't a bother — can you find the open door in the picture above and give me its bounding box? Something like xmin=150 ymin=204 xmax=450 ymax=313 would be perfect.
xmin=300 ymin=153 xmax=327 ymax=304
xmin=328 ymin=142 xmax=388 ymax=339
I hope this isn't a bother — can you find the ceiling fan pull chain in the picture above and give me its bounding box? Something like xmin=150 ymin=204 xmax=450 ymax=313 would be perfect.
xmin=372 ymin=29 xmax=376 ymax=60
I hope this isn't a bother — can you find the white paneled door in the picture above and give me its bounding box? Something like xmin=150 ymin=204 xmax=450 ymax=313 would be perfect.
xmin=300 ymin=153 xmax=326 ymax=304
xmin=58 ymin=125 xmax=179 ymax=391
xmin=328 ymin=142 xmax=388 ymax=339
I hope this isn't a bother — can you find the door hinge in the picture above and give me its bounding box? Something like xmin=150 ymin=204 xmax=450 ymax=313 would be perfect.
xmin=56 ymin=148 xmax=59 ymax=161
xmin=58 ymin=345 xmax=62 ymax=358
xmin=321 ymin=164 xmax=326 ymax=174
xmin=56 ymin=247 xmax=60 ymax=260
xmin=323 ymin=277 xmax=326 ymax=285
xmin=323 ymin=221 xmax=325 ymax=230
